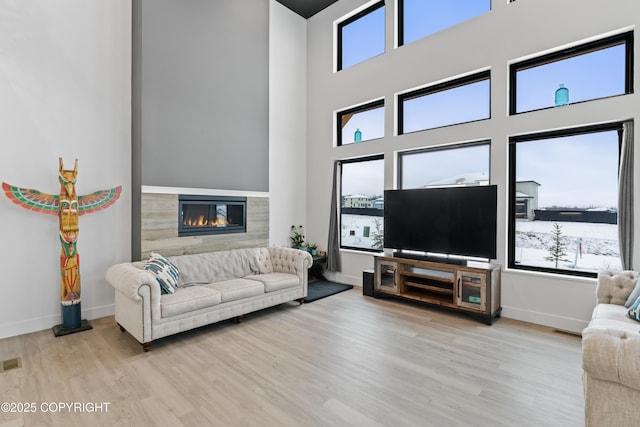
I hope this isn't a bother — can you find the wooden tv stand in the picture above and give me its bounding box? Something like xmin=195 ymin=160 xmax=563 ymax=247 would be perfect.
xmin=374 ymin=255 xmax=501 ymax=324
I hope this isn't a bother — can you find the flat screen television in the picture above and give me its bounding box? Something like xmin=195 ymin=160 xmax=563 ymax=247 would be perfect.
xmin=383 ymin=185 xmax=497 ymax=259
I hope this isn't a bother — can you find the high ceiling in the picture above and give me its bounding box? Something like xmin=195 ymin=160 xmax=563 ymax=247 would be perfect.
xmin=276 ymin=0 xmax=339 ymax=19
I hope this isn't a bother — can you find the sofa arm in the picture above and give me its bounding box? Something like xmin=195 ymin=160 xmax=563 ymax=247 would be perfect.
xmin=582 ymin=327 xmax=640 ymax=391
xmin=596 ymin=271 xmax=639 ymax=305
xmin=105 ymin=262 xmax=160 ymax=301
xmin=267 ymin=247 xmax=313 ymax=275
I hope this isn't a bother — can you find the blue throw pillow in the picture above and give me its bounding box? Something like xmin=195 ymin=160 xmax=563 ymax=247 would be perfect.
xmin=627 ymin=296 xmax=640 ymax=322
xmin=625 ymin=280 xmax=640 ymax=308
xmin=144 ymin=252 xmax=179 ymax=294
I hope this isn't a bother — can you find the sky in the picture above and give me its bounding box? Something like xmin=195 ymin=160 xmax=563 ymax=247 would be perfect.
xmin=339 ymin=1 xmax=624 ymax=211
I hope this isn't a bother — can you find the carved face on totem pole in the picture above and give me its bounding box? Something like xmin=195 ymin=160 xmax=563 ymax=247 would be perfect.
xmin=58 ymin=158 xmax=79 ymax=251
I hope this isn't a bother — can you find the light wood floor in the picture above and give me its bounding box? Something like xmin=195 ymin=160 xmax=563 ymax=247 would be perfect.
xmin=0 ymin=289 xmax=584 ymax=427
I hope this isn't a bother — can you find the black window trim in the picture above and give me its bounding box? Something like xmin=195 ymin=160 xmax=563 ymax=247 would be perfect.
xmin=509 ymin=31 xmax=634 ymax=115
xmin=397 ymin=70 xmax=491 ymax=135
xmin=397 ymin=0 xmax=493 ymax=47
xmin=336 ymin=98 xmax=385 ymax=146
xmin=337 ymin=1 xmax=385 ymax=72
xmin=507 ymin=122 xmax=624 ymax=278
xmin=397 ymin=140 xmax=491 ymax=189
xmin=340 ymin=154 xmax=385 ymax=253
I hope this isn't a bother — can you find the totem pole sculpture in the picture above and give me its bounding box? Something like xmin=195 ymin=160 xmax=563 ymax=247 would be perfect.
xmin=3 ymin=158 xmax=121 ymax=336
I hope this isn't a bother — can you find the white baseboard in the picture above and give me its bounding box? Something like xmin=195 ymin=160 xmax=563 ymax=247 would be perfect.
xmin=0 ymin=304 xmax=115 ymax=340
xmin=324 ymin=271 xmax=361 ymax=287
xmin=501 ymin=305 xmax=588 ymax=334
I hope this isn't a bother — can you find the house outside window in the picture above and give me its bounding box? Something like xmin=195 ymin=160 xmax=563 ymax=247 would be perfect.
xmin=341 ymin=156 xmax=384 ymax=251
xmin=399 ymin=142 xmax=490 ymax=189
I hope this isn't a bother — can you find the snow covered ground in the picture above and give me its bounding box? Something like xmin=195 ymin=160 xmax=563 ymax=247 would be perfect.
xmin=341 ymin=213 xmax=622 ymax=272
xmin=341 ymin=214 xmax=383 ymax=250
xmin=514 ymin=220 xmax=621 ymax=272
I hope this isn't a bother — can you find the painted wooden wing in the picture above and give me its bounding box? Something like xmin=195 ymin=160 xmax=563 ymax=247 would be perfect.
xmin=2 ymin=182 xmax=60 ymax=215
xmin=77 ymin=185 xmax=122 ymax=215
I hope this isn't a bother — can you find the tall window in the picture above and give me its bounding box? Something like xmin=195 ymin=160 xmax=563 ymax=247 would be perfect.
xmin=510 ymin=32 xmax=633 ymax=114
xmin=509 ymin=124 xmax=622 ymax=277
xmin=398 ymin=71 xmax=490 ymax=134
xmin=399 ymin=0 xmax=491 ymax=46
xmin=399 ymin=142 xmax=490 ymax=189
xmin=337 ymin=2 xmax=385 ymax=71
xmin=341 ymin=156 xmax=384 ymax=251
xmin=337 ymin=99 xmax=385 ymax=146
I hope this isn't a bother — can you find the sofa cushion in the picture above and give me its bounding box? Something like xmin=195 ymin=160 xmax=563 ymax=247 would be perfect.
xmin=245 ymin=272 xmax=300 ymax=292
xmin=144 ymin=252 xmax=179 ymax=294
xmin=589 ymin=303 xmax=640 ymax=333
xmin=205 ymin=278 xmax=264 ymax=303
xmin=160 ymin=286 xmax=221 ymax=318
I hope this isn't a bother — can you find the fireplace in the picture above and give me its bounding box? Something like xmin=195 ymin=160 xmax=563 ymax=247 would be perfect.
xmin=178 ymin=195 xmax=246 ymax=237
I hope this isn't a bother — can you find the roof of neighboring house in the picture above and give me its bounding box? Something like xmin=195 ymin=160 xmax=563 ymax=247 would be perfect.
xmin=423 ymin=172 xmax=489 ymax=187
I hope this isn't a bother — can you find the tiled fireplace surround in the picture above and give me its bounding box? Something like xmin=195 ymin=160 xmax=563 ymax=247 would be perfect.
xmin=141 ymin=188 xmax=269 ymax=259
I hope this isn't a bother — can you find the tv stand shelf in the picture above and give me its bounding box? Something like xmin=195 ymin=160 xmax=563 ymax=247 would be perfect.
xmin=374 ymin=256 xmax=501 ymax=324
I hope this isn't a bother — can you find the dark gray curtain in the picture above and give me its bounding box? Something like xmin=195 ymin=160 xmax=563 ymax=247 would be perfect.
xmin=619 ymin=121 xmax=634 ymax=270
xmin=327 ymin=161 xmax=341 ymax=272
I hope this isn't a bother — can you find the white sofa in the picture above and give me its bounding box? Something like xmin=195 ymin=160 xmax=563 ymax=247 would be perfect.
xmin=582 ymin=271 xmax=640 ymax=426
xmin=106 ymin=247 xmax=312 ymax=351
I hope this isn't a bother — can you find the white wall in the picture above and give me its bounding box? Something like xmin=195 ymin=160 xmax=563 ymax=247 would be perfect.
xmin=0 ymin=1 xmax=131 ymax=339
xmin=305 ymin=0 xmax=640 ymax=333
xmin=269 ymin=1 xmax=308 ymax=247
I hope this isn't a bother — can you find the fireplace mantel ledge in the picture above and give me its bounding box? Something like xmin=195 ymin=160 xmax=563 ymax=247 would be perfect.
xmin=142 ymin=185 xmax=269 ymax=198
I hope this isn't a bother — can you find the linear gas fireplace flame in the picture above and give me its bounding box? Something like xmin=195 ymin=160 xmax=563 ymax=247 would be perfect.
xmin=178 ymin=195 xmax=246 ymax=237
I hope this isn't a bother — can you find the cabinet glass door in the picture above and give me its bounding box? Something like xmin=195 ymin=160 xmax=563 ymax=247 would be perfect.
xmin=376 ymin=260 xmax=397 ymax=294
xmin=456 ymin=271 xmax=486 ymax=311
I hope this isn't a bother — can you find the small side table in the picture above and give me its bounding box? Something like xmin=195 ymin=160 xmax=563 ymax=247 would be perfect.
xmin=309 ymin=255 xmax=327 ymax=282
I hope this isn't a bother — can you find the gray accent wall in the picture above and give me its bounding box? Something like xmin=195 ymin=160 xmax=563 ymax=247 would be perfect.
xmin=135 ymin=0 xmax=269 ymax=191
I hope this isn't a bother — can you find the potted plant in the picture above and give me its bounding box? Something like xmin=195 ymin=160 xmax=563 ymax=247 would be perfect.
xmin=290 ymin=225 xmax=305 ymax=249
xmin=307 ymin=243 xmax=318 ymax=256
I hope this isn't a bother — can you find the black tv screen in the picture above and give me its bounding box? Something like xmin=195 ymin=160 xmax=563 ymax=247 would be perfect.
xmin=383 ymin=185 xmax=497 ymax=259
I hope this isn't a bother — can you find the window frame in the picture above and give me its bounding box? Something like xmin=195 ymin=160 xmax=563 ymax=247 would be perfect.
xmin=397 ymin=0 xmax=491 ymax=47
xmin=336 ymin=99 xmax=385 ymax=146
xmin=507 ymin=122 xmax=623 ymax=278
xmin=398 ymin=140 xmax=491 ymax=189
xmin=336 ymin=1 xmax=386 ymax=72
xmin=340 ymin=154 xmax=385 ymax=252
xmin=397 ymin=70 xmax=491 ymax=135
xmin=509 ymin=32 xmax=634 ymax=115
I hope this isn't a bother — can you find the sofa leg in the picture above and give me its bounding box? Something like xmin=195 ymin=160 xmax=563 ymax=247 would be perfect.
xmin=142 ymin=342 xmax=151 ymax=352
xmin=117 ymin=323 xmax=125 ymax=332
xmin=297 ymin=298 xmax=305 ymax=305
xmin=235 ymin=315 xmax=243 ymax=324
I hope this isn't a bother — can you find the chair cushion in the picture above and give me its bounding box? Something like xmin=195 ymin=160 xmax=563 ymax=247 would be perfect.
xmin=205 ymin=278 xmax=265 ymax=303
xmin=245 ymin=272 xmax=300 ymax=292
xmin=161 ymin=286 xmax=221 ymax=318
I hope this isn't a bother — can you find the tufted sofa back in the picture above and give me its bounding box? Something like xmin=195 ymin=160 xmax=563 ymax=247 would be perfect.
xmin=169 ymin=248 xmax=269 ymax=286
xmin=596 ymin=271 xmax=640 ymax=305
